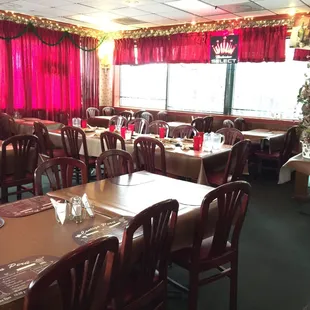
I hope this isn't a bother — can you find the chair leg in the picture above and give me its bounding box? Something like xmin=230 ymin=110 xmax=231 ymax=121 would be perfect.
xmin=17 ymin=185 xmax=22 ymax=200
xmin=230 ymin=258 xmax=238 ymax=310
xmin=1 ymin=187 xmax=8 ymax=204
xmin=188 ymin=271 xmax=199 ymax=310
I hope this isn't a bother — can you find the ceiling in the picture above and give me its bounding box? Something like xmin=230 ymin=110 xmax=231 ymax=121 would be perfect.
xmin=1 ymin=0 xmax=310 ymax=32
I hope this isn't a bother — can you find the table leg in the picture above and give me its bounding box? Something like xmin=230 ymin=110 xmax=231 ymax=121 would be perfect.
xmin=294 ymin=171 xmax=310 ymax=201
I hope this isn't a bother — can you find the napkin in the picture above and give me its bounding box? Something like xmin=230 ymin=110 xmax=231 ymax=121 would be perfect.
xmin=82 ymin=194 xmax=94 ymax=217
xmin=50 ymin=198 xmax=67 ymax=225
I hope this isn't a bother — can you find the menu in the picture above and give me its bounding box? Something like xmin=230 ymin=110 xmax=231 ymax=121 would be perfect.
xmin=0 ymin=255 xmax=58 ymax=305
xmin=0 ymin=196 xmax=53 ymax=218
xmin=73 ymin=217 xmax=142 ymax=245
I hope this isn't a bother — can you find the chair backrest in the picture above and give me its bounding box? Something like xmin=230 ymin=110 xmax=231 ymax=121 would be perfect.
xmin=234 ymin=118 xmax=246 ymax=131
xmin=8 ymin=116 xmax=17 ymax=136
xmin=120 ymin=111 xmax=133 ymax=121
xmin=216 ymin=128 xmax=244 ymax=146
xmin=58 ymin=112 xmax=69 ymax=125
xmin=191 ymin=118 xmax=204 ymax=132
xmin=223 ymin=119 xmax=235 ymax=128
xmin=86 ymin=107 xmax=100 ymax=118
xmin=0 ymin=114 xmax=12 ymax=140
xmin=203 ymin=116 xmax=213 ymax=133
xmin=61 ymin=126 xmax=90 ymax=166
xmin=102 ymin=107 xmax=115 ymax=116
xmin=222 ymin=140 xmax=251 ymax=184
xmin=23 ymin=237 xmax=119 ymax=310
xmin=191 ymin=181 xmax=250 ymax=263
xmin=33 ymin=109 xmax=46 ymax=120
xmin=172 ymin=125 xmax=198 ymax=138
xmin=280 ymin=126 xmax=298 ymax=164
xmin=1 ymin=135 xmax=39 ymax=181
xmin=157 ymin=111 xmax=168 ymax=121
xmin=118 ymin=199 xmax=179 ymax=310
xmin=134 ymin=136 xmax=166 ymax=175
xmin=100 ymin=131 xmax=126 ymax=152
xmin=133 ymin=110 xmax=145 ymax=119
xmin=141 ymin=111 xmax=154 ymax=123
xmin=148 ymin=120 xmax=170 ymax=136
xmin=34 ymin=121 xmax=53 ymax=157
xmin=109 ymin=115 xmax=127 ymax=128
xmin=128 ymin=118 xmax=149 ymax=134
xmin=34 ymin=157 xmax=88 ymax=195
xmin=96 ymin=150 xmax=134 ymax=180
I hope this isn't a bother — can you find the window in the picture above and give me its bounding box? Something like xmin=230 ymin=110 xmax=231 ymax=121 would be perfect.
xmin=167 ymin=64 xmax=226 ymax=113
xmin=120 ymin=64 xmax=167 ymax=109
xmin=232 ymin=40 xmax=304 ymax=119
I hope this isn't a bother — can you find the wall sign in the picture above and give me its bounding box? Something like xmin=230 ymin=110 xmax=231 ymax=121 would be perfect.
xmin=210 ymin=35 xmax=239 ymax=64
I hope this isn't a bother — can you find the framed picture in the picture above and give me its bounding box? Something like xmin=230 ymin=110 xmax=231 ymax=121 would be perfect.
xmin=290 ymin=16 xmax=310 ymax=49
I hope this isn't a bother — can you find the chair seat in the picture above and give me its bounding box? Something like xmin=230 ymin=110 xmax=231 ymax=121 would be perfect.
xmin=207 ymin=171 xmax=232 ymax=187
xmin=254 ymin=150 xmax=280 ymax=160
xmin=171 ymin=237 xmax=231 ymax=269
xmin=52 ymin=148 xmax=66 ymax=158
xmin=1 ymin=173 xmax=34 ymax=187
xmin=79 ymin=155 xmax=97 ymax=167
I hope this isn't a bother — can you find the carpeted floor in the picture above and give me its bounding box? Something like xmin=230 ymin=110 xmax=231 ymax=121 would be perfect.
xmin=3 ymin=173 xmax=310 ymax=310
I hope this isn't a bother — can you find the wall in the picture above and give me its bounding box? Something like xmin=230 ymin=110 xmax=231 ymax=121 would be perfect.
xmin=99 ymin=67 xmax=113 ymax=107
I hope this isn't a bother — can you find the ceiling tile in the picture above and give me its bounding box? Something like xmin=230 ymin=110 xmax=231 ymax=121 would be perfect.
xmin=111 ymin=7 xmax=148 ymax=17
xmin=252 ymin=0 xmax=305 ymax=10
xmin=218 ymin=2 xmax=265 ymax=13
xmin=271 ymin=5 xmax=310 ymax=14
xmin=138 ymin=13 xmax=175 ymax=22
xmin=135 ymin=2 xmax=183 ymax=13
xmin=23 ymin=0 xmax=72 ymax=6
xmin=202 ymin=0 xmax=250 ymax=4
xmin=159 ymin=10 xmax=199 ymax=19
xmin=56 ymin=3 xmax=99 ymax=14
xmin=236 ymin=9 xmax=275 ymax=17
xmin=206 ymin=13 xmax=239 ymax=20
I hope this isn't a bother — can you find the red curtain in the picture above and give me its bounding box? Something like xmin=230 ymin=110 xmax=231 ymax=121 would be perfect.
xmin=114 ymin=38 xmax=136 ymax=65
xmin=293 ymin=48 xmax=310 ymax=61
xmin=81 ymin=37 xmax=100 ymax=117
xmin=238 ymin=26 xmax=287 ymax=62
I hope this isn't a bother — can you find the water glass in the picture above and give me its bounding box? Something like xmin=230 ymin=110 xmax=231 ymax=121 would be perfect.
xmin=193 ymin=136 xmax=201 ymax=151
xmin=159 ymin=127 xmax=166 ymax=139
xmin=81 ymin=119 xmax=87 ymax=128
xmin=125 ymin=130 xmax=132 ymax=140
xmin=109 ymin=125 xmax=115 ymax=132
xmin=121 ymin=126 xmax=126 ymax=138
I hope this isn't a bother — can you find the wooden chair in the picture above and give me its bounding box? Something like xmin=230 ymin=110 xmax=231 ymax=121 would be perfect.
xmin=23 ymin=236 xmax=119 ymax=310
xmin=86 ymin=107 xmax=100 ymax=118
xmin=96 ymin=150 xmax=134 ymax=180
xmin=117 ymin=199 xmax=179 ymax=310
xmin=0 ymin=114 xmax=13 ymax=140
xmin=109 ymin=116 xmax=127 ymax=128
xmin=120 ymin=111 xmax=134 ymax=121
xmin=206 ymin=140 xmax=251 ymax=187
xmin=223 ymin=119 xmax=235 ymax=128
xmin=61 ymin=126 xmax=96 ymax=180
xmin=157 ymin=111 xmax=168 ymax=121
xmin=148 ymin=120 xmax=170 ymax=136
xmin=203 ymin=116 xmax=213 ymax=133
xmin=8 ymin=116 xmax=17 ymax=136
xmin=100 ymin=131 xmax=126 ymax=152
xmin=216 ymin=128 xmax=244 ymax=146
xmin=191 ymin=118 xmax=204 ymax=132
xmin=172 ymin=125 xmax=198 ymax=138
xmin=128 ymin=118 xmax=149 ymax=134
xmin=34 ymin=121 xmax=65 ymax=158
xmin=234 ymin=118 xmax=246 ymax=131
xmin=141 ymin=111 xmax=154 ymax=123
xmin=169 ymin=181 xmax=251 ymax=310
xmin=254 ymin=126 xmax=298 ymax=174
xmin=34 ymin=157 xmax=88 ymax=195
xmin=58 ymin=112 xmax=69 ymax=125
xmin=102 ymin=106 xmax=115 ymax=116
xmin=0 ymin=135 xmax=39 ymax=203
xmin=33 ymin=109 xmax=46 ymax=120
xmin=133 ymin=110 xmax=145 ymax=119
xmin=134 ymin=136 xmax=166 ymax=176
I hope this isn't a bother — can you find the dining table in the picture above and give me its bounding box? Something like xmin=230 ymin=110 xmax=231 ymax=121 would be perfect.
xmin=87 ymin=116 xmax=114 ymax=128
xmin=14 ymin=118 xmax=64 ymax=135
xmin=48 ymin=129 xmax=232 ymax=185
xmin=0 ymin=171 xmax=218 ymax=310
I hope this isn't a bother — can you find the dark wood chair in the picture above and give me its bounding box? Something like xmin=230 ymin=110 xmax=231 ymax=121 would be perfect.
xmin=169 ymin=181 xmax=251 ymax=310
xmin=117 ymin=199 xmax=179 ymax=310
xmin=100 ymin=131 xmax=126 ymax=152
xmin=206 ymin=140 xmax=251 ymax=187
xmin=128 ymin=118 xmax=149 ymax=134
xmin=223 ymin=119 xmax=235 ymax=128
xmin=96 ymin=150 xmax=134 ymax=180
xmin=34 ymin=157 xmax=88 ymax=195
xmin=254 ymin=126 xmax=298 ymax=174
xmin=120 ymin=111 xmax=134 ymax=121
xmin=23 ymin=236 xmax=119 ymax=310
xmin=109 ymin=116 xmax=127 ymax=128
xmin=141 ymin=111 xmax=154 ymax=123
xmin=157 ymin=111 xmax=168 ymax=121
xmin=234 ymin=118 xmax=246 ymax=131
xmin=172 ymin=125 xmax=198 ymax=138
xmin=8 ymin=116 xmax=17 ymax=136
xmin=0 ymin=135 xmax=39 ymax=203
xmin=102 ymin=106 xmax=115 ymax=116
xmin=134 ymin=136 xmax=166 ymax=176
xmin=148 ymin=120 xmax=170 ymax=136
xmin=133 ymin=110 xmax=145 ymax=119
xmin=191 ymin=118 xmax=204 ymax=132
xmin=58 ymin=112 xmax=69 ymax=125
xmin=33 ymin=109 xmax=46 ymax=120
xmin=203 ymin=116 xmax=213 ymax=133
xmin=86 ymin=107 xmax=100 ymax=118
xmin=216 ymin=128 xmax=244 ymax=146
xmin=34 ymin=121 xmax=65 ymax=158
xmin=61 ymin=126 xmax=96 ymax=180
xmin=0 ymin=114 xmax=13 ymax=140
